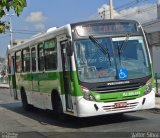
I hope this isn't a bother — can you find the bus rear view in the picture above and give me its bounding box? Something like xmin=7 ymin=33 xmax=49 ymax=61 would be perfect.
xmin=71 ymin=20 xmax=155 ymax=117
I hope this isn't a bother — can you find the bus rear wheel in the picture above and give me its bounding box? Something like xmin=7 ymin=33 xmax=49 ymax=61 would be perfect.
xmin=21 ymin=90 xmax=31 ymax=111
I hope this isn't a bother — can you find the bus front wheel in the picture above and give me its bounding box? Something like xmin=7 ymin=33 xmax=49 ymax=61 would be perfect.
xmin=51 ymin=92 xmax=65 ymax=120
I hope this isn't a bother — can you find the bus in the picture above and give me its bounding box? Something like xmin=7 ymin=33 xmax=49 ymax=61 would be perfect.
xmin=8 ymin=19 xmax=155 ymax=117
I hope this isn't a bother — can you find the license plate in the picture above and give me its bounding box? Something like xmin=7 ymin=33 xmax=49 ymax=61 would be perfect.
xmin=114 ymin=102 xmax=128 ymax=108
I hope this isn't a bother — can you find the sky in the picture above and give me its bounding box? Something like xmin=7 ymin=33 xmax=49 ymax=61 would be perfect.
xmin=0 ymin=0 xmax=158 ymax=57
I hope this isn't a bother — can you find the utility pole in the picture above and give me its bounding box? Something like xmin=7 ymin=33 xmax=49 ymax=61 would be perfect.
xmin=6 ymin=14 xmax=17 ymax=100
xmin=157 ymin=0 xmax=160 ymax=19
xmin=6 ymin=14 xmax=15 ymax=48
xmin=109 ymin=0 xmax=114 ymax=19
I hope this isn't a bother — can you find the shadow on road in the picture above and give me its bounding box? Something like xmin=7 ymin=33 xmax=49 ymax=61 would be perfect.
xmin=0 ymin=102 xmax=146 ymax=129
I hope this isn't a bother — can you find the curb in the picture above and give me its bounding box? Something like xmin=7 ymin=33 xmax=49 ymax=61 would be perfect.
xmin=149 ymin=108 xmax=160 ymax=114
xmin=0 ymin=86 xmax=9 ymax=89
xmin=0 ymin=84 xmax=9 ymax=89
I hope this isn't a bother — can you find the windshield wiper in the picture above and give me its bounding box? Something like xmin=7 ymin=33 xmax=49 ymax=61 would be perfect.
xmin=89 ymin=35 xmax=111 ymax=66
xmin=117 ymin=33 xmax=130 ymax=63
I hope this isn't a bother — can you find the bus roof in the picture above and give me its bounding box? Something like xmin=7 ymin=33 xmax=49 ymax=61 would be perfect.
xmin=9 ymin=24 xmax=72 ymax=53
xmin=70 ymin=19 xmax=139 ymax=28
xmin=8 ymin=19 xmax=140 ymax=53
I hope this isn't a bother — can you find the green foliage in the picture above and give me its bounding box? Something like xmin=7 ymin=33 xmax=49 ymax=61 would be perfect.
xmin=0 ymin=0 xmax=26 ymax=33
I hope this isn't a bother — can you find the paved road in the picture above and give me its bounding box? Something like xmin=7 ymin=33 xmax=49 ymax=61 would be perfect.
xmin=0 ymin=89 xmax=160 ymax=138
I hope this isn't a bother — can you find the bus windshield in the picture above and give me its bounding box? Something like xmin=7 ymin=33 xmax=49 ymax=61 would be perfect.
xmin=74 ymin=36 xmax=151 ymax=83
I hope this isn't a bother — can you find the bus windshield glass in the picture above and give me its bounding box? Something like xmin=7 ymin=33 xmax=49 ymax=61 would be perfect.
xmin=74 ymin=36 xmax=151 ymax=83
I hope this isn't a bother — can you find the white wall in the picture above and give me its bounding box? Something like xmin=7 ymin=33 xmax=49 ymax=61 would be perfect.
xmin=152 ymin=46 xmax=160 ymax=74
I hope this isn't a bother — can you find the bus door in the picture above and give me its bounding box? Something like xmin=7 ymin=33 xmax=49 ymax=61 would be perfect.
xmin=61 ymin=41 xmax=73 ymax=112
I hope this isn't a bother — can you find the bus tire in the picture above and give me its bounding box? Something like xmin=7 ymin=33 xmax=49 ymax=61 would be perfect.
xmin=51 ymin=91 xmax=65 ymax=120
xmin=20 ymin=89 xmax=30 ymax=111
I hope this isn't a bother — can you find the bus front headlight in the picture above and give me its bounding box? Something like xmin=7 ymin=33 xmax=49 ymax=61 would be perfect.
xmin=145 ymin=79 xmax=152 ymax=95
xmin=80 ymin=86 xmax=95 ymax=101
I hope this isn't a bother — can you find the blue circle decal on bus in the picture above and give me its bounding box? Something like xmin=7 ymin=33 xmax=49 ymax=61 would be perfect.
xmin=118 ymin=68 xmax=128 ymax=80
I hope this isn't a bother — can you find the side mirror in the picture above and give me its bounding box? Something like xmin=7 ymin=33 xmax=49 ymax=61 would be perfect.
xmin=66 ymin=41 xmax=73 ymax=56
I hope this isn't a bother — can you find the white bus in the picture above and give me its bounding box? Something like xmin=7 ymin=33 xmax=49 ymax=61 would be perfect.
xmin=8 ymin=19 xmax=155 ymax=118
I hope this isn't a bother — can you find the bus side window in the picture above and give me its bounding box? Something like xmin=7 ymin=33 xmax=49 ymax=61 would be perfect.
xmin=15 ymin=51 xmax=22 ymax=73
xmin=38 ymin=43 xmax=45 ymax=71
xmin=22 ymin=48 xmax=30 ymax=72
xmin=31 ymin=47 xmax=36 ymax=72
xmin=44 ymin=38 xmax=57 ymax=70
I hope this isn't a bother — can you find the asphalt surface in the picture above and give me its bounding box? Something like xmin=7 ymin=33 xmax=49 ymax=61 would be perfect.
xmin=0 ymin=88 xmax=160 ymax=138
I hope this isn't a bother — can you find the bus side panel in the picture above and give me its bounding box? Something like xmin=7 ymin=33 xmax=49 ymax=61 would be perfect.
xmin=18 ymin=73 xmax=32 ymax=103
xmin=39 ymin=71 xmax=60 ymax=109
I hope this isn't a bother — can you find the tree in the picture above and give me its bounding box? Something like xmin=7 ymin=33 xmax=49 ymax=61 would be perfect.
xmin=0 ymin=0 xmax=26 ymax=33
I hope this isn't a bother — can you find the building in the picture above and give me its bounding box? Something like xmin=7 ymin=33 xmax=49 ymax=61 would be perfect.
xmin=12 ymin=39 xmax=28 ymax=46
xmin=143 ymin=2 xmax=160 ymax=76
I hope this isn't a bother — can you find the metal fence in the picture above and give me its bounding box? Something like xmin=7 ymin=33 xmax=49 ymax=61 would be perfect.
xmin=0 ymin=76 xmax=8 ymax=84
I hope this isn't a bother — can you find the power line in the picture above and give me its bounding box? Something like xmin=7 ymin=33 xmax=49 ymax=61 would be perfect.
xmin=115 ymin=0 xmax=151 ymax=11
xmin=13 ymin=29 xmax=40 ymax=33
xmin=118 ymin=4 xmax=157 ymax=19
xmin=12 ymin=31 xmax=39 ymax=35
xmin=96 ymin=0 xmax=157 ymax=20
xmin=0 ymin=34 xmax=10 ymax=39
xmin=100 ymin=0 xmax=148 ymax=13
xmin=97 ymin=0 xmax=149 ymax=19
xmin=5 ymin=30 xmax=40 ymax=35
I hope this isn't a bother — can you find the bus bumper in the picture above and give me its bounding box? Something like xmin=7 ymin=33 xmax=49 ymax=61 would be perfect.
xmin=76 ymin=89 xmax=155 ymax=117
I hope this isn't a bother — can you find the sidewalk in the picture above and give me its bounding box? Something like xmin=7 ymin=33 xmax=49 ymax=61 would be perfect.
xmin=0 ymin=83 xmax=160 ymax=109
xmin=0 ymin=83 xmax=9 ymax=88
xmin=155 ymin=97 xmax=160 ymax=109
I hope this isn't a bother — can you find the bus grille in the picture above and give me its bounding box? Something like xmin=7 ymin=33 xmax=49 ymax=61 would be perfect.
xmin=91 ymin=82 xmax=141 ymax=93
xmin=80 ymin=75 xmax=151 ymax=93
xmin=102 ymin=102 xmax=138 ymax=112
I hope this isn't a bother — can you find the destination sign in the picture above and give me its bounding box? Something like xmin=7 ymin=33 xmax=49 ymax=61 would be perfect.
xmin=75 ymin=22 xmax=138 ymax=36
